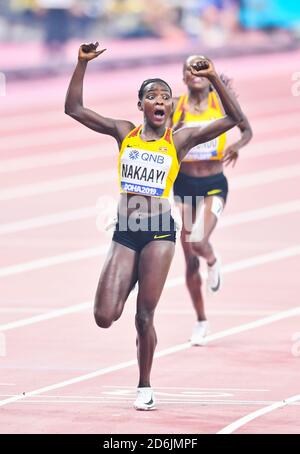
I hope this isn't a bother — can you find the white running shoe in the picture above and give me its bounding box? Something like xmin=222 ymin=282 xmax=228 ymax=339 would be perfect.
xmin=207 ymin=256 xmax=221 ymax=295
xmin=131 ymin=283 xmax=138 ymax=295
xmin=190 ymin=320 xmax=210 ymax=346
xmin=134 ymin=387 xmax=156 ymax=411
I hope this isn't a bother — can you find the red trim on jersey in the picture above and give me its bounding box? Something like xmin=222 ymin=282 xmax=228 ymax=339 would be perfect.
xmin=164 ymin=128 xmax=172 ymax=144
xmin=210 ymin=92 xmax=217 ymax=110
xmin=176 ymin=95 xmax=186 ymax=113
xmin=128 ymin=126 xmax=141 ymax=138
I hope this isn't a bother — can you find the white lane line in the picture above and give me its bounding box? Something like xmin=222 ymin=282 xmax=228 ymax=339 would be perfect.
xmin=219 ymin=200 xmax=300 ymax=227
xmin=0 ymin=97 xmax=137 ymax=136
xmin=2 ymin=197 xmax=300 ymax=236
xmin=0 ymin=170 xmax=116 ymax=201
xmin=0 ymin=307 xmax=274 ymax=316
xmin=1 ymin=121 xmax=298 ymax=174
xmin=0 ymin=206 xmax=96 ymax=234
xmin=1 ymin=109 xmax=298 ymax=152
xmin=217 ymin=394 xmax=300 ymax=434
xmin=243 ymin=135 xmax=300 ymax=159
xmin=0 ymin=245 xmax=107 ymax=278
xmin=102 ymin=386 xmax=268 ymax=391
xmin=1 ymin=161 xmax=300 ymax=202
xmin=9 ymin=400 xmax=300 ymax=406
xmin=1 ymin=244 xmax=300 ymax=331
xmin=0 ymin=94 xmax=294 ymax=133
xmin=0 ymin=301 xmax=92 ymax=331
xmin=1 ymin=305 xmax=300 ymax=408
xmin=0 ymin=124 xmax=102 ymax=151
xmin=1 ymin=202 xmax=300 ymax=279
xmin=0 ymin=146 xmax=107 ymax=173
xmin=230 ymin=163 xmax=300 ymax=189
xmin=2 ymin=399 xmax=300 ymax=406
xmin=220 ymin=245 xmax=300 ymax=274
xmin=0 ymin=307 xmax=56 ymax=314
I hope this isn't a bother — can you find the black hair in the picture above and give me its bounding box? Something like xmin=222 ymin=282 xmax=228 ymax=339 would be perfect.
xmin=138 ymin=78 xmax=172 ymax=100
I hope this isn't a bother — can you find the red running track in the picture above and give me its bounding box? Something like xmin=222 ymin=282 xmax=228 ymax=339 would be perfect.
xmin=0 ymin=50 xmax=300 ymax=434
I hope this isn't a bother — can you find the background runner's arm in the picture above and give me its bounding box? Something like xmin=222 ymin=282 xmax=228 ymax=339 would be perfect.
xmin=222 ymin=113 xmax=253 ymax=167
xmin=234 ymin=115 xmax=253 ymax=148
xmin=167 ymin=97 xmax=180 ymax=128
xmin=174 ymin=59 xmax=243 ymax=161
xmin=212 ymin=74 xmax=253 ymax=166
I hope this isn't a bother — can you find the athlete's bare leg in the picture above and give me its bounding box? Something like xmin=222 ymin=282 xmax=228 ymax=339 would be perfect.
xmin=191 ymin=196 xmax=224 ymax=265
xmin=135 ymin=240 xmax=175 ymax=387
xmin=94 ymin=242 xmax=138 ymax=328
xmin=179 ymin=202 xmax=206 ymax=321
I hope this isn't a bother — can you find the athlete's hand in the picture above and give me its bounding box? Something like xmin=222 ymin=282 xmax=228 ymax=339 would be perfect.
xmin=220 ymin=73 xmax=238 ymax=98
xmin=189 ymin=57 xmax=216 ymax=79
xmin=222 ymin=144 xmax=240 ymax=167
xmin=78 ymin=42 xmax=106 ymax=62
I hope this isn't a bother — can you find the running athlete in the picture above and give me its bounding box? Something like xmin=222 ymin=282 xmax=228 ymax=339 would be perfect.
xmin=171 ymin=55 xmax=253 ymax=346
xmin=65 ymin=43 xmax=243 ymax=410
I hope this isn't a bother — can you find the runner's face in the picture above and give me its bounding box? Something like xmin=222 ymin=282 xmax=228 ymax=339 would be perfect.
xmin=183 ymin=57 xmax=210 ymax=91
xmin=140 ymin=83 xmax=173 ymax=127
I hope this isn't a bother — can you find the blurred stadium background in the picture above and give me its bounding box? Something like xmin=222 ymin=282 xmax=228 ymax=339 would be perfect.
xmin=0 ymin=0 xmax=300 ymax=78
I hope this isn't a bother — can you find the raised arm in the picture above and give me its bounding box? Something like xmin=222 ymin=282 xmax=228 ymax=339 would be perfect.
xmin=64 ymin=42 xmax=134 ymax=146
xmin=173 ymin=58 xmax=244 ymax=162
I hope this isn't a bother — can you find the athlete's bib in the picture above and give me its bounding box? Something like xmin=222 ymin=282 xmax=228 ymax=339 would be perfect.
xmin=182 ymin=120 xmax=220 ymax=161
xmin=120 ymin=147 xmax=172 ymax=197
xmin=172 ymin=92 xmax=226 ymax=161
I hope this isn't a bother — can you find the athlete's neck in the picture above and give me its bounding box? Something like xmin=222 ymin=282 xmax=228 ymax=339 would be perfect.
xmin=140 ymin=124 xmax=166 ymax=142
xmin=188 ymin=87 xmax=210 ymax=106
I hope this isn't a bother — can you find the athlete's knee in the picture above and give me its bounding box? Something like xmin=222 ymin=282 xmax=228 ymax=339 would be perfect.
xmin=94 ymin=308 xmax=114 ymax=328
xmin=135 ymin=310 xmax=154 ymax=335
xmin=186 ymin=255 xmax=200 ymax=275
xmin=192 ymin=238 xmax=209 ymax=256
xmin=94 ymin=291 xmax=124 ymax=328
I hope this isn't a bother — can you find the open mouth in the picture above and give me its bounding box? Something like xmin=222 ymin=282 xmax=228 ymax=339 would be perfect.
xmin=153 ymin=108 xmax=165 ymax=120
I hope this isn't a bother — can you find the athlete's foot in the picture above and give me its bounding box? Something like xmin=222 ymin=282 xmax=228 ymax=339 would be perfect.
xmin=190 ymin=320 xmax=210 ymax=346
xmin=207 ymin=256 xmax=221 ymax=295
xmin=134 ymin=387 xmax=156 ymax=411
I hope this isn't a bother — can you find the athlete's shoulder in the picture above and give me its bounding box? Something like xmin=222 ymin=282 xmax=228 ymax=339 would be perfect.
xmin=119 ymin=121 xmax=138 ymax=140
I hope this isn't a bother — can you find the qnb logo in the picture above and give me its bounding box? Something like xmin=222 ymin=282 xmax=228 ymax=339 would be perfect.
xmin=141 ymin=153 xmax=164 ymax=164
xmin=129 ymin=150 xmax=139 ymax=160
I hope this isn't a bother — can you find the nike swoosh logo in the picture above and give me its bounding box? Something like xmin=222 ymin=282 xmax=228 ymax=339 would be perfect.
xmin=211 ymin=275 xmax=221 ymax=292
xmin=153 ymin=234 xmax=171 ymax=239
xmin=207 ymin=189 xmax=222 ymax=195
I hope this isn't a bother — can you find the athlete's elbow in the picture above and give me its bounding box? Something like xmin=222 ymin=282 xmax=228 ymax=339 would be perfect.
xmin=233 ymin=111 xmax=243 ymax=125
xmin=247 ymin=125 xmax=254 ymax=140
xmin=64 ymin=105 xmax=81 ymax=120
xmin=64 ymin=104 xmax=74 ymax=116
xmin=227 ymin=113 xmax=242 ymax=128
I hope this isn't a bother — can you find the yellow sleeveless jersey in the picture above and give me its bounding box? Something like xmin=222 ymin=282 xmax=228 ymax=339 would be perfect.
xmin=118 ymin=125 xmax=179 ymax=198
xmin=172 ymin=91 xmax=226 ymax=161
